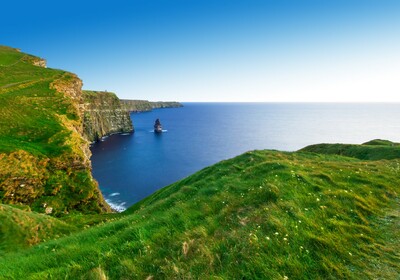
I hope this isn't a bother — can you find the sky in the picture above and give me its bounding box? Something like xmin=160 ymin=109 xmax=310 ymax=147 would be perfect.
xmin=1 ymin=0 xmax=400 ymax=102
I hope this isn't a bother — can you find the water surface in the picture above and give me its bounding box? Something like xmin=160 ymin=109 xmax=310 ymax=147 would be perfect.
xmin=90 ymin=103 xmax=400 ymax=210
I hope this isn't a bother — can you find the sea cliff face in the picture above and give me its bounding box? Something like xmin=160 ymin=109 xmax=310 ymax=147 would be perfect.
xmin=0 ymin=45 xmax=181 ymax=215
xmin=121 ymin=99 xmax=182 ymax=112
xmin=82 ymin=91 xmax=134 ymax=142
xmin=0 ymin=46 xmax=110 ymax=214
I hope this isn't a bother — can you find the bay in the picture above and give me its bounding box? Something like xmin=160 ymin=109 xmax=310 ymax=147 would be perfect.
xmin=90 ymin=102 xmax=400 ymax=210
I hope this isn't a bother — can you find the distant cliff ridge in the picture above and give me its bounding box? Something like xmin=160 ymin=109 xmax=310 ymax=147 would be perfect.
xmin=121 ymin=99 xmax=182 ymax=112
xmin=82 ymin=91 xmax=134 ymax=142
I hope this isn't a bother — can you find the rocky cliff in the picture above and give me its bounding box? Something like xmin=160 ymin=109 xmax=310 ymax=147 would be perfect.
xmin=82 ymin=91 xmax=133 ymax=142
xmin=120 ymin=99 xmax=182 ymax=112
xmin=0 ymin=46 xmax=110 ymax=215
xmin=0 ymin=46 xmax=180 ymax=215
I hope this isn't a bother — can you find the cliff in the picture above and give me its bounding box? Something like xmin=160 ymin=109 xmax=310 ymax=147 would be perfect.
xmin=82 ymin=91 xmax=133 ymax=142
xmin=120 ymin=99 xmax=182 ymax=112
xmin=81 ymin=95 xmax=181 ymax=142
xmin=1 ymin=141 xmax=399 ymax=279
xmin=0 ymin=46 xmax=110 ymax=215
xmin=0 ymin=46 xmax=183 ymax=215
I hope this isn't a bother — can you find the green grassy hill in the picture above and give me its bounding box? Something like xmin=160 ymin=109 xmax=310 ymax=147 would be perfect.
xmin=0 ymin=145 xmax=398 ymax=279
xmin=0 ymin=204 xmax=76 ymax=253
xmin=0 ymin=46 xmax=109 ymax=214
xmin=300 ymin=139 xmax=400 ymax=160
xmin=0 ymin=46 xmax=398 ymax=279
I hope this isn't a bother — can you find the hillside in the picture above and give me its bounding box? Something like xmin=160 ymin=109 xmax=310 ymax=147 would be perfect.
xmin=0 ymin=143 xmax=398 ymax=279
xmin=0 ymin=46 xmax=110 ymax=214
xmin=0 ymin=45 xmax=398 ymax=279
xmin=301 ymin=139 xmax=400 ymax=160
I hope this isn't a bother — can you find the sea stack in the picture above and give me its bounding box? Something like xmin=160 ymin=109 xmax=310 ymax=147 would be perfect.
xmin=154 ymin=118 xmax=162 ymax=133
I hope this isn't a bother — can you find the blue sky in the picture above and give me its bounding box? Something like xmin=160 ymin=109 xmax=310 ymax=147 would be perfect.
xmin=2 ymin=0 xmax=400 ymax=101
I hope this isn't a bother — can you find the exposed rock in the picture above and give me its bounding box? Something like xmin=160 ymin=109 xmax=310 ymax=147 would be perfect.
xmin=21 ymin=54 xmax=47 ymax=68
xmin=50 ymin=74 xmax=83 ymax=103
xmin=120 ymin=99 xmax=182 ymax=112
xmin=82 ymin=91 xmax=134 ymax=142
xmin=0 ymin=46 xmax=117 ymax=215
xmin=154 ymin=119 xmax=162 ymax=133
xmin=32 ymin=58 xmax=47 ymax=68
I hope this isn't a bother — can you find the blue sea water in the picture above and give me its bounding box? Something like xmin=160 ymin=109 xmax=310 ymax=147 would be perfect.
xmin=90 ymin=103 xmax=400 ymax=210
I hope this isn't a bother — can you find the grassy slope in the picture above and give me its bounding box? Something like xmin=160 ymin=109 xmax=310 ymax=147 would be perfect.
xmin=301 ymin=139 xmax=400 ymax=160
xmin=0 ymin=145 xmax=398 ymax=279
xmin=0 ymin=204 xmax=76 ymax=253
xmin=0 ymin=46 xmax=108 ymax=214
xmin=0 ymin=203 xmax=119 ymax=255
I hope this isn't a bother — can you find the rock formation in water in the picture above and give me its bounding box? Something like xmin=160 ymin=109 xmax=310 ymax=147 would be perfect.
xmin=154 ymin=118 xmax=162 ymax=133
xmin=82 ymin=97 xmax=182 ymax=142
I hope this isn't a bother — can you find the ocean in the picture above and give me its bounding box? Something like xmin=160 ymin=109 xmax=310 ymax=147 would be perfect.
xmin=90 ymin=102 xmax=400 ymax=211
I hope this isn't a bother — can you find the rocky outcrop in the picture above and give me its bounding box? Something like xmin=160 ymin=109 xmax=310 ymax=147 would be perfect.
xmin=150 ymin=101 xmax=183 ymax=109
xmin=154 ymin=118 xmax=162 ymax=133
xmin=120 ymin=100 xmax=182 ymax=112
xmin=0 ymin=58 xmax=111 ymax=214
xmin=0 ymin=46 xmax=179 ymax=215
xmin=82 ymin=91 xmax=134 ymax=142
xmin=81 ymin=96 xmax=181 ymax=142
xmin=31 ymin=58 xmax=47 ymax=68
xmin=21 ymin=53 xmax=47 ymax=68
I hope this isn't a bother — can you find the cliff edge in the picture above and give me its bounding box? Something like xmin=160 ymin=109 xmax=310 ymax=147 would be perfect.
xmin=0 ymin=46 xmax=110 ymax=214
xmin=121 ymin=99 xmax=182 ymax=112
xmin=82 ymin=91 xmax=133 ymax=142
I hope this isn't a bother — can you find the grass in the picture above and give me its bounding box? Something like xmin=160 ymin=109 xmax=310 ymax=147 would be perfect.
xmin=0 ymin=45 xmax=398 ymax=279
xmin=300 ymin=139 xmax=400 ymax=160
xmin=0 ymin=144 xmax=398 ymax=279
xmin=0 ymin=46 xmax=108 ymax=214
xmin=0 ymin=204 xmax=75 ymax=253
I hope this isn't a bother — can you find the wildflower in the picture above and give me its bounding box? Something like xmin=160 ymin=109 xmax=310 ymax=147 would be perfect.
xmin=275 ymin=232 xmax=279 ymax=235
xmin=182 ymin=242 xmax=189 ymax=256
xmin=266 ymin=236 xmax=270 ymax=240
xmin=283 ymin=238 xmax=287 ymax=241
xmin=348 ymin=252 xmax=352 ymax=256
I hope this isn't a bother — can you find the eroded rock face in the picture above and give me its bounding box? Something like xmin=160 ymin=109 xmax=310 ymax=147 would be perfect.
xmin=32 ymin=58 xmax=47 ymax=68
xmin=82 ymin=91 xmax=134 ymax=142
xmin=120 ymin=100 xmax=183 ymax=112
xmin=20 ymin=52 xmax=47 ymax=68
xmin=0 ymin=47 xmax=114 ymax=215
